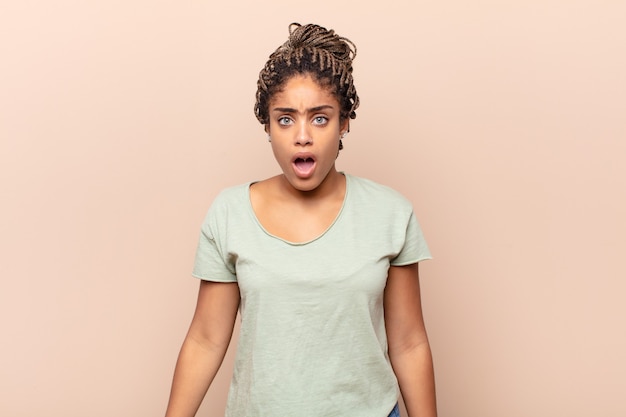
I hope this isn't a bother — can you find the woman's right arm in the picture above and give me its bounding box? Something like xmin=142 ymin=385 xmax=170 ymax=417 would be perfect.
xmin=165 ymin=280 xmax=240 ymax=417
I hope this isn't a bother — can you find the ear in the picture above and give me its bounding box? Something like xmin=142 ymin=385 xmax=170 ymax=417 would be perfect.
xmin=340 ymin=119 xmax=350 ymax=136
xmin=264 ymin=124 xmax=270 ymax=134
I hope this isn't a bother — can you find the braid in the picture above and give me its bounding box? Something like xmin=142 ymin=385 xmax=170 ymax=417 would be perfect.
xmin=255 ymin=23 xmax=360 ymax=130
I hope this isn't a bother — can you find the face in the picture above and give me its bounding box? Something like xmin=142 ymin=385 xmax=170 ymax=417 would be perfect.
xmin=266 ymin=74 xmax=348 ymax=193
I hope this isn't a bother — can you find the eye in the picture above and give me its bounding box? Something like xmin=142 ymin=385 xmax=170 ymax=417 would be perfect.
xmin=312 ymin=116 xmax=328 ymax=125
xmin=277 ymin=116 xmax=293 ymax=126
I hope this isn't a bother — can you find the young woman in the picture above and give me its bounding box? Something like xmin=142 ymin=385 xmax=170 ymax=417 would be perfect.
xmin=165 ymin=23 xmax=437 ymax=417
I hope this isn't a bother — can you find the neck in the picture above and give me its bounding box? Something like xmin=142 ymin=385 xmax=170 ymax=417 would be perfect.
xmin=280 ymin=168 xmax=345 ymax=202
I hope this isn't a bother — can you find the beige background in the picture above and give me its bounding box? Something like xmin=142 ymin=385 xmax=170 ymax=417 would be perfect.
xmin=1 ymin=1 xmax=625 ymax=416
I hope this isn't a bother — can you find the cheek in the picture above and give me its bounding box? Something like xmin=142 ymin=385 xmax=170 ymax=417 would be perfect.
xmin=270 ymin=143 xmax=290 ymax=165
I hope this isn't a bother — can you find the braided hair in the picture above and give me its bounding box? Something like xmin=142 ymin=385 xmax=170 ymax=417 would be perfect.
xmin=254 ymin=23 xmax=360 ymax=150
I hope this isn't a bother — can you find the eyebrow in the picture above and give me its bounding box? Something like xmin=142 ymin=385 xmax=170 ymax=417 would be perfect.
xmin=271 ymin=105 xmax=335 ymax=114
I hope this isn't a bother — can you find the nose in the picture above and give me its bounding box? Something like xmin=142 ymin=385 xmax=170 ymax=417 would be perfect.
xmin=295 ymin=121 xmax=312 ymax=146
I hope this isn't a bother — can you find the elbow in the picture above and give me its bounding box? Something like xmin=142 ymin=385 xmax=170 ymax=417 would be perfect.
xmin=388 ymin=333 xmax=432 ymax=359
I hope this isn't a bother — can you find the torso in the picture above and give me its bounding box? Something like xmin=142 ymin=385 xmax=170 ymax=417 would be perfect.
xmin=193 ymin=174 xmax=430 ymax=416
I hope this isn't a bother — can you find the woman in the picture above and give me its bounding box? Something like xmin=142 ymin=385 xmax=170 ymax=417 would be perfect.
xmin=165 ymin=23 xmax=437 ymax=417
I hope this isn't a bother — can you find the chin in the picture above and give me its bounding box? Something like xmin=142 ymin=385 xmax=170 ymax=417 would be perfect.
xmin=293 ymin=181 xmax=320 ymax=193
xmin=285 ymin=176 xmax=321 ymax=192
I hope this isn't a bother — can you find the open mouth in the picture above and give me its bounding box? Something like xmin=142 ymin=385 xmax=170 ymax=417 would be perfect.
xmin=292 ymin=155 xmax=316 ymax=177
xmin=294 ymin=157 xmax=315 ymax=170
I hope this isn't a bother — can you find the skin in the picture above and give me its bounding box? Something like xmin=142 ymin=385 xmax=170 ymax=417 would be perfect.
xmin=165 ymin=74 xmax=437 ymax=417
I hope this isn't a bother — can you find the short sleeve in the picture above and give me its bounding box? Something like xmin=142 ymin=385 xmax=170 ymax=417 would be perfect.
xmin=390 ymin=211 xmax=432 ymax=266
xmin=191 ymin=203 xmax=237 ymax=282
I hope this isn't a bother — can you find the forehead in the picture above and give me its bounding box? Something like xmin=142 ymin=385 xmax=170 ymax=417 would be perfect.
xmin=270 ymin=75 xmax=338 ymax=107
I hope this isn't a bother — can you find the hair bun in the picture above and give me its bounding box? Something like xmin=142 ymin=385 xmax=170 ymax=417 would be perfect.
xmin=286 ymin=23 xmax=356 ymax=63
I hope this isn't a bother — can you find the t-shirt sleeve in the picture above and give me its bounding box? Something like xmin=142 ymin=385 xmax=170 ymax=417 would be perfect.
xmin=390 ymin=211 xmax=432 ymax=266
xmin=191 ymin=201 xmax=237 ymax=282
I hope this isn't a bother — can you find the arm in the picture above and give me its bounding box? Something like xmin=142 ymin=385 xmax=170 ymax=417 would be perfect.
xmin=384 ymin=263 xmax=437 ymax=417
xmin=165 ymin=280 xmax=240 ymax=417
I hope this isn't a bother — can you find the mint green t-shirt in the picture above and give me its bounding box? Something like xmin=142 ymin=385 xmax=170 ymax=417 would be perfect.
xmin=192 ymin=174 xmax=431 ymax=417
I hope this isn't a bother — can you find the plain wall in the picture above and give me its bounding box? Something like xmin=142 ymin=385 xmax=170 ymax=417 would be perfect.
xmin=1 ymin=1 xmax=624 ymax=416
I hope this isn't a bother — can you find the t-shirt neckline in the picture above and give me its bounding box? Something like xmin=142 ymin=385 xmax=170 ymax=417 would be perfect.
xmin=246 ymin=173 xmax=350 ymax=246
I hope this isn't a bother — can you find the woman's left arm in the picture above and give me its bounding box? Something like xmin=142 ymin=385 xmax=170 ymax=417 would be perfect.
xmin=384 ymin=263 xmax=437 ymax=417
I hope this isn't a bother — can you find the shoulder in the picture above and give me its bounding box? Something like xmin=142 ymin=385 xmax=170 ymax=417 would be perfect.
xmin=209 ymin=182 xmax=250 ymax=208
xmin=200 ymin=182 xmax=251 ymax=228
xmin=346 ymin=174 xmax=413 ymax=211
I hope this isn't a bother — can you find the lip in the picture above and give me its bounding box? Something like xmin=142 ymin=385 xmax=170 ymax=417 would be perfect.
xmin=291 ymin=152 xmax=317 ymax=178
xmin=291 ymin=152 xmax=316 ymax=163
